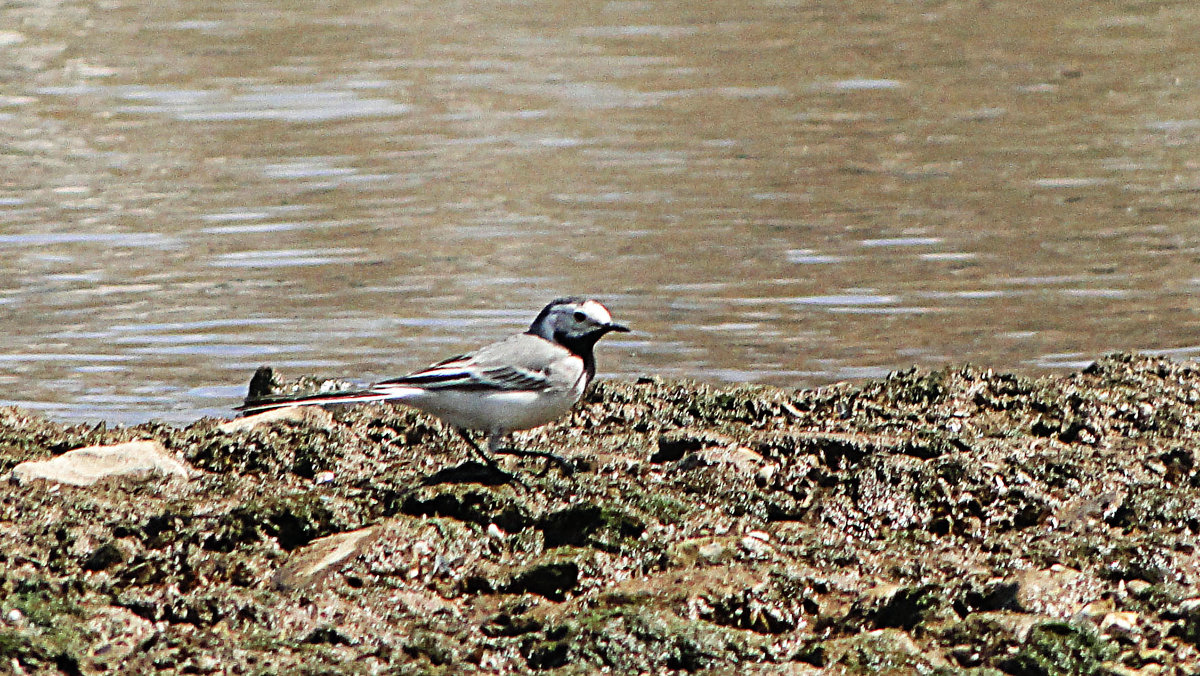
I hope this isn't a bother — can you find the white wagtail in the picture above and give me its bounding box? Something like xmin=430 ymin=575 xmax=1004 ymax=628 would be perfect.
xmin=237 ymin=297 xmax=629 ymax=467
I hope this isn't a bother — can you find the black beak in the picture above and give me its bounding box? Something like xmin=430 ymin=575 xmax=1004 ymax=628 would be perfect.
xmin=606 ymin=322 xmax=630 ymax=333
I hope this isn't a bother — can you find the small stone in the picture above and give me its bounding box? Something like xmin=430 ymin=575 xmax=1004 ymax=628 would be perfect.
xmin=8 ymin=440 xmax=192 ymax=487
xmin=1134 ymin=649 xmax=1170 ymax=667
xmin=1178 ymin=597 xmax=1200 ymax=615
xmin=740 ymin=531 xmax=773 ymax=556
xmin=685 ymin=595 xmax=715 ymax=620
xmin=755 ymin=463 xmax=777 ymax=486
xmin=5 ymin=608 xmax=22 ymax=624
xmin=739 ymin=536 xmax=772 ymax=557
xmin=653 ymin=431 xmax=733 ymax=463
xmin=1101 ymin=611 xmax=1140 ymax=641
xmin=487 ymin=523 xmax=506 ymax=539
xmin=1126 ymin=579 xmax=1153 ymax=599
xmin=668 ymin=536 xmax=738 ymax=566
xmin=313 ymin=470 xmax=336 ymax=485
xmin=746 ymin=530 xmax=770 ymax=543
xmin=698 ymin=541 xmax=731 ymax=565
xmin=1077 ymin=599 xmax=1115 ymax=624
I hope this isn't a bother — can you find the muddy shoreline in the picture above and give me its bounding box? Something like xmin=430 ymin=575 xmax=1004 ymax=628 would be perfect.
xmin=2 ymin=353 xmax=1199 ymax=673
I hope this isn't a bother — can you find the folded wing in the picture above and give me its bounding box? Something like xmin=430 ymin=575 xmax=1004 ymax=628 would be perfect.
xmin=373 ymin=333 xmax=571 ymax=394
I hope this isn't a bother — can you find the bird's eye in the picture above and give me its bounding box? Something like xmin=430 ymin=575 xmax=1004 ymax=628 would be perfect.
xmin=573 ymin=311 xmax=586 ymax=322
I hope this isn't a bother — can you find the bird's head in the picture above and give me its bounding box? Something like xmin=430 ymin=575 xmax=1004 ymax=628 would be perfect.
xmin=528 ymin=297 xmax=629 ymax=348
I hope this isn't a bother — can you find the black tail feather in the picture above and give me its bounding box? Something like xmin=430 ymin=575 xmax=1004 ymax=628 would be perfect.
xmin=237 ymin=366 xmax=374 ymax=416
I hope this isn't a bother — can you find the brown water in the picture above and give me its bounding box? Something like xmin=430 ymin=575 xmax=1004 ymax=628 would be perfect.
xmin=2 ymin=1 xmax=1199 ymax=424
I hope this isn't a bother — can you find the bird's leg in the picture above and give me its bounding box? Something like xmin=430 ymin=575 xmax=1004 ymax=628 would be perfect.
xmin=454 ymin=429 xmax=529 ymax=489
xmin=489 ymin=433 xmax=573 ymax=475
xmin=454 ymin=428 xmax=502 ymax=469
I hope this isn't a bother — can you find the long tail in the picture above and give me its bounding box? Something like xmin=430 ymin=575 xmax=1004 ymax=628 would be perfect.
xmin=236 ymin=388 xmax=397 ymax=416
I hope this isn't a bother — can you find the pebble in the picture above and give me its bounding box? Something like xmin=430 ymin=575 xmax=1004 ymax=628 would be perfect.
xmin=1100 ymin=611 xmax=1140 ymax=640
xmin=755 ymin=463 xmax=777 ymax=486
xmin=313 ymin=471 xmax=335 ymax=485
xmin=745 ymin=530 xmax=770 ymax=543
xmin=1077 ymin=599 xmax=1114 ymax=624
xmin=686 ymin=595 xmax=715 ymax=620
xmin=698 ymin=542 xmax=731 ymax=565
xmin=740 ymin=531 xmax=773 ymax=556
xmin=740 ymin=536 xmax=772 ymax=557
xmin=1126 ymin=579 xmax=1152 ymax=599
xmin=5 ymin=608 xmax=22 ymax=624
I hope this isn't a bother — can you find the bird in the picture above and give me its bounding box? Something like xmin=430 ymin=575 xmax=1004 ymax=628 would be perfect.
xmin=236 ymin=297 xmax=629 ymax=468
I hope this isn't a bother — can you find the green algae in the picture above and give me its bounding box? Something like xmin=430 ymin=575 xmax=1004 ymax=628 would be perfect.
xmin=997 ymin=621 xmax=1116 ymax=676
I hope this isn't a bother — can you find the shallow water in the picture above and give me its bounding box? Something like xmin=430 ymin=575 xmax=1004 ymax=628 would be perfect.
xmin=2 ymin=1 xmax=1200 ymax=424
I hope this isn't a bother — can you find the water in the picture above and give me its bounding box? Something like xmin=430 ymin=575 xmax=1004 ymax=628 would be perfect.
xmin=2 ymin=0 xmax=1199 ymax=424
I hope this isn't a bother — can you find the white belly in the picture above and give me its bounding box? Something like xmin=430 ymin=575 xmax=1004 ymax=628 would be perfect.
xmin=398 ymin=386 xmax=582 ymax=433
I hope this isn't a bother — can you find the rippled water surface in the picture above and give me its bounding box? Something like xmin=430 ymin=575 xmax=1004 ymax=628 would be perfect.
xmin=2 ymin=1 xmax=1200 ymax=423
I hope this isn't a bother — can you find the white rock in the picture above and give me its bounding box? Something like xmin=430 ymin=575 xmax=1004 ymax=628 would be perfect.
xmin=8 ymin=440 xmax=191 ymax=487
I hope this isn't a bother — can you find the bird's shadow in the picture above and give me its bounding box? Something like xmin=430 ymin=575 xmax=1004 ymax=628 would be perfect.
xmin=420 ymin=461 xmax=521 ymax=487
xmin=418 ymin=451 xmax=578 ymax=490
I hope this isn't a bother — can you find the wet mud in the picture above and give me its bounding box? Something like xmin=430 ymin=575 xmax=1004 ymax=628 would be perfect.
xmin=2 ymin=353 xmax=1200 ymax=673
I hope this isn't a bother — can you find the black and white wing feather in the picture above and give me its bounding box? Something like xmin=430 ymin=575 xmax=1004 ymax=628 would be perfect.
xmin=373 ymin=333 xmax=570 ymax=394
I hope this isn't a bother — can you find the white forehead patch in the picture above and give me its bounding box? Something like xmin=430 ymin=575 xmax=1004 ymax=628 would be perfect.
xmin=580 ymin=299 xmax=613 ymax=324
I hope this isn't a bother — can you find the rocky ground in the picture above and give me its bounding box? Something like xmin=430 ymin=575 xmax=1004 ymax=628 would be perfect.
xmin=2 ymin=353 xmax=1200 ymax=674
